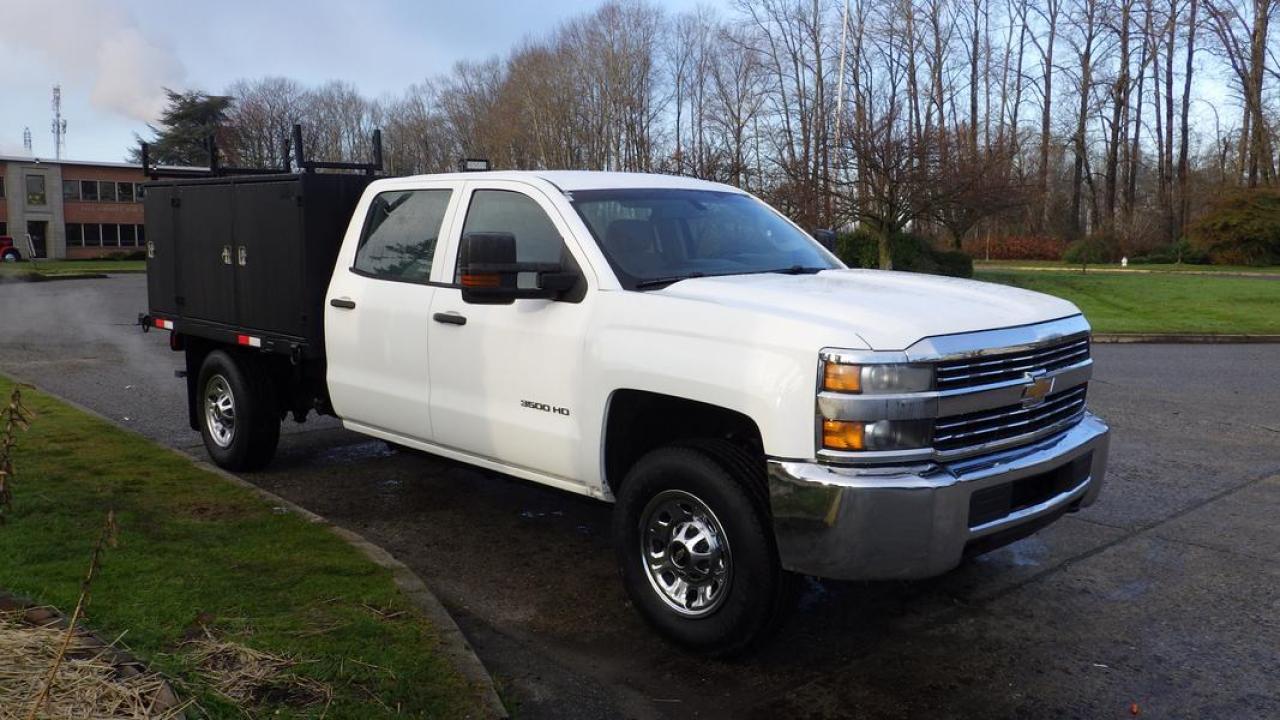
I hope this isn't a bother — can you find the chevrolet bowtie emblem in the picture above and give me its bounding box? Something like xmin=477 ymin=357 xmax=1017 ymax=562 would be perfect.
xmin=1021 ymin=372 xmax=1055 ymax=407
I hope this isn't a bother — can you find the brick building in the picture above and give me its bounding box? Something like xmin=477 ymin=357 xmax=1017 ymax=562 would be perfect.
xmin=1 ymin=155 xmax=154 ymax=259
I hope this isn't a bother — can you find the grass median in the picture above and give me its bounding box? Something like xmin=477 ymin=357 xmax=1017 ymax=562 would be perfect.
xmin=0 ymin=260 xmax=146 ymax=279
xmin=975 ymin=268 xmax=1280 ymax=335
xmin=0 ymin=378 xmax=484 ymax=719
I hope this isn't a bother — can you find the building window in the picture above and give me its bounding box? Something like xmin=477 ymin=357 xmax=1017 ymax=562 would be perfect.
xmin=137 ymin=224 xmax=145 ymax=243
xmin=99 ymin=181 xmax=117 ymax=203
xmin=62 ymin=180 xmax=79 ymax=200
xmin=120 ymin=225 xmax=137 ymax=247
xmin=104 ymin=224 xmax=120 ymax=246
xmin=135 ymin=184 xmax=146 ymax=201
xmin=83 ymin=224 xmax=101 ymax=247
xmin=26 ymin=175 xmax=46 ymax=206
xmin=0 ymin=177 xmax=5 ymax=199
xmin=0 ymin=221 xmax=7 ymax=236
xmin=80 ymin=180 xmax=98 ymax=202
xmin=118 ymin=182 xmax=134 ymax=203
xmin=65 ymin=223 xmax=83 ymax=247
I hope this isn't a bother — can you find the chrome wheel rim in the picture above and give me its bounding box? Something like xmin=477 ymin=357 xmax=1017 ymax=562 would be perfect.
xmin=640 ymin=489 xmax=732 ymax=618
xmin=203 ymin=375 xmax=236 ymax=448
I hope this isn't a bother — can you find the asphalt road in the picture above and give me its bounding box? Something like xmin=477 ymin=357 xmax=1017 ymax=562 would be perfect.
xmin=3 ymin=273 xmax=1279 ymax=719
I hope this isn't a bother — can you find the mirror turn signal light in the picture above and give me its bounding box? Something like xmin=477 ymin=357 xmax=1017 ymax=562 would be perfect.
xmin=823 ymin=362 xmax=862 ymax=393
xmin=822 ymin=420 xmax=865 ymax=451
xmin=460 ymin=273 xmax=501 ymax=288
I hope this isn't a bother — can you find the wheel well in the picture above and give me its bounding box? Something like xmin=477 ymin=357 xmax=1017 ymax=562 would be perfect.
xmin=604 ymin=390 xmax=764 ymax=496
xmin=182 ymin=341 xmax=311 ymax=430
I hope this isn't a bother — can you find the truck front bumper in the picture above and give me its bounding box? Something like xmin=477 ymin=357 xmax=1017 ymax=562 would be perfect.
xmin=767 ymin=412 xmax=1109 ymax=581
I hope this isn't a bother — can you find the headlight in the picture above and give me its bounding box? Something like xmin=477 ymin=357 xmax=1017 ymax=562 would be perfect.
xmin=822 ymin=360 xmax=933 ymax=394
xmin=822 ymin=419 xmax=933 ymax=451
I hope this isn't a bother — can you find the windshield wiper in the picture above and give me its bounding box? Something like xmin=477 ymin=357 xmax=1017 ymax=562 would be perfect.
xmin=634 ymin=272 xmax=706 ymax=290
xmin=633 ymin=265 xmax=825 ymax=290
xmin=756 ymin=265 xmax=828 ymax=275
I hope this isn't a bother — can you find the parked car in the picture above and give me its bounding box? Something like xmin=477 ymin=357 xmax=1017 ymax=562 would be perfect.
xmin=0 ymin=236 xmax=21 ymax=262
xmin=143 ymin=168 xmax=1110 ymax=655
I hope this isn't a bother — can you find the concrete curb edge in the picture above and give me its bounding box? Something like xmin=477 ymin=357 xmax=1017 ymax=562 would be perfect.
xmin=3 ymin=374 xmax=509 ymax=719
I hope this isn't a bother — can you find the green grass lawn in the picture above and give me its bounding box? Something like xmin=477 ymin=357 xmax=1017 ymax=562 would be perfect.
xmin=0 ymin=379 xmax=484 ymax=719
xmin=975 ymin=259 xmax=1280 ymax=274
xmin=0 ymin=259 xmax=146 ymax=277
xmin=975 ymin=268 xmax=1280 ymax=334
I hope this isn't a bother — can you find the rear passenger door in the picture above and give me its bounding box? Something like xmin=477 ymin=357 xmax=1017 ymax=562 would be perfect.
xmin=325 ymin=182 xmax=462 ymax=441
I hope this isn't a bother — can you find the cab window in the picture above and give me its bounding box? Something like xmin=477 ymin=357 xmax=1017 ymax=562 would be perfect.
xmin=455 ymin=190 xmax=565 ymax=284
xmin=353 ymin=189 xmax=452 ymax=283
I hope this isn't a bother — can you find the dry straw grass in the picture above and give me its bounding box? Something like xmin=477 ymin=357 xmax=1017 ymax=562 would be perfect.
xmin=0 ymin=385 xmax=32 ymax=523
xmin=0 ymin=611 xmax=188 ymax=720
xmin=184 ymin=631 xmax=333 ymax=712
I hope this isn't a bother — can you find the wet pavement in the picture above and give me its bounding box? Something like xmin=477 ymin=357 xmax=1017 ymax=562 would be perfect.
xmin=3 ymin=274 xmax=1279 ymax=719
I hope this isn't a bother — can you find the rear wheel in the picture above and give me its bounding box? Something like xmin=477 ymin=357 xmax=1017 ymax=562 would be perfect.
xmin=1 ymin=250 xmax=19 ymax=263
xmin=613 ymin=440 xmax=793 ymax=656
xmin=197 ymin=350 xmax=280 ymax=471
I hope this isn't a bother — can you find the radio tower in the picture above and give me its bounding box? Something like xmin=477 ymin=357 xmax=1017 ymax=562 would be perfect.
xmin=23 ymin=127 xmax=32 ymax=154
xmin=51 ymin=85 xmax=68 ymax=159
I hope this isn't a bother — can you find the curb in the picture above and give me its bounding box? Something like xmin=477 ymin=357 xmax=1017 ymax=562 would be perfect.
xmin=4 ymin=376 xmax=509 ymax=719
xmin=1093 ymin=333 xmax=1280 ymax=344
xmin=976 ymin=264 xmax=1280 ymax=278
xmin=1 ymin=272 xmax=111 ymax=282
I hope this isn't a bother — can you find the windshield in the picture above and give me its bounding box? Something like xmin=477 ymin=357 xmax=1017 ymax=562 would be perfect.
xmin=567 ymin=189 xmax=841 ymax=290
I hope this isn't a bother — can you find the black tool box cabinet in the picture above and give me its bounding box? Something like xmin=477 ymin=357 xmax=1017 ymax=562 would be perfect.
xmin=145 ymin=172 xmax=373 ymax=359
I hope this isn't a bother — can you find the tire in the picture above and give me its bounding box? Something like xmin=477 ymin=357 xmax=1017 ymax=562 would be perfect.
xmin=196 ymin=350 xmax=280 ymax=471
xmin=612 ymin=439 xmax=793 ymax=656
xmin=1 ymin=250 xmax=19 ymax=263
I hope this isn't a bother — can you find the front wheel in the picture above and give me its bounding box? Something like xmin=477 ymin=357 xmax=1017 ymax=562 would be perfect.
xmin=612 ymin=440 xmax=793 ymax=656
xmin=197 ymin=350 xmax=280 ymax=471
xmin=1 ymin=250 xmax=19 ymax=263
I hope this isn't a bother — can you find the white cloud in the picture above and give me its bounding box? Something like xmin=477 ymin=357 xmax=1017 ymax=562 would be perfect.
xmin=0 ymin=0 xmax=185 ymax=123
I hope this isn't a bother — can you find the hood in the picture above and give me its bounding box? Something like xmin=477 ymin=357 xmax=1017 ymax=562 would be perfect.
xmin=652 ymin=269 xmax=1082 ymax=351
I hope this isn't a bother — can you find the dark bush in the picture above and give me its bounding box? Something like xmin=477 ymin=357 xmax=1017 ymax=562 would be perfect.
xmin=1129 ymin=239 xmax=1210 ymax=265
xmin=835 ymin=229 xmax=880 ymax=269
xmin=933 ymin=249 xmax=975 ymax=278
xmin=105 ymin=251 xmax=148 ymax=261
xmin=1062 ymin=235 xmax=1117 ymax=269
xmin=836 ymin=230 xmax=973 ymax=278
xmin=1188 ymin=188 xmax=1280 ymax=266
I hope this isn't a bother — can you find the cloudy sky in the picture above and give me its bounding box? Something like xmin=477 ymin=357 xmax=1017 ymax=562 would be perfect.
xmin=0 ymin=0 xmax=708 ymax=162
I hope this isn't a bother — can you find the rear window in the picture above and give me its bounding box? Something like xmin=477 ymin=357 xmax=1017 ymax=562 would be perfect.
xmin=353 ymin=189 xmax=453 ymax=283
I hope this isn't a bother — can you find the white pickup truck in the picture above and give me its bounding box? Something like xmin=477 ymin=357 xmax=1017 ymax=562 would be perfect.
xmin=144 ymin=167 xmax=1109 ymax=655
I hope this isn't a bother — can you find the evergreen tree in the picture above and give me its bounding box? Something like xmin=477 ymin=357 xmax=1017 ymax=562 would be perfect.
xmin=128 ymin=89 xmax=233 ymax=166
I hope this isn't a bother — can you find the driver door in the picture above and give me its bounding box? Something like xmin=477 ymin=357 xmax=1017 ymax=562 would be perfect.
xmin=427 ymin=181 xmax=593 ymax=485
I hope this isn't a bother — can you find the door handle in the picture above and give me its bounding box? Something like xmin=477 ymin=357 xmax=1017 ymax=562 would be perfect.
xmin=433 ymin=312 xmax=466 ymax=326
xmin=330 ymin=297 xmax=356 ymax=310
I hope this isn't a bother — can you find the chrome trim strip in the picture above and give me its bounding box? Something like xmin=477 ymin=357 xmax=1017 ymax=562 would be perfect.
xmin=903 ymin=314 xmax=1091 ymax=362
xmin=967 ymin=476 xmax=1092 ymax=537
xmin=934 ymin=409 xmax=1086 ymax=461
xmin=935 ymin=337 xmax=1089 ymax=375
xmin=817 ymin=358 xmax=1092 ymax=422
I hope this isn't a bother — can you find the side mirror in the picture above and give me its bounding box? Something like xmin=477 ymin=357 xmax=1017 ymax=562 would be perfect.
xmin=458 ymin=232 xmax=578 ymax=304
xmin=811 ymin=228 xmax=837 ymax=252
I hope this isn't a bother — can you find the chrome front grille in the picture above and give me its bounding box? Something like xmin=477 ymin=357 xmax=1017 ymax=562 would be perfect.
xmin=933 ymin=385 xmax=1088 ymax=454
xmin=934 ymin=334 xmax=1091 ymax=391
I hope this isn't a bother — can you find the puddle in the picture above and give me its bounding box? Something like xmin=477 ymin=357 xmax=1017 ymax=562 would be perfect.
xmin=314 ymin=440 xmax=395 ymax=464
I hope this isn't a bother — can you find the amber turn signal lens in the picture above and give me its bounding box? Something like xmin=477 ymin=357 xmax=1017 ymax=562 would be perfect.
xmin=823 ymin=362 xmax=862 ymax=393
xmin=822 ymin=420 xmax=865 ymax=450
xmin=460 ymin=273 xmax=501 ymax=288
